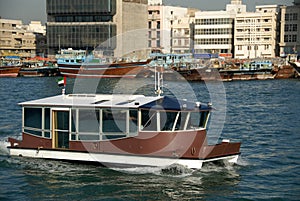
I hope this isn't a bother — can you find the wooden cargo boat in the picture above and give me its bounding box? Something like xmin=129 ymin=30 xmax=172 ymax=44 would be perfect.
xmin=0 ymin=56 xmax=22 ymax=77
xmin=56 ymin=49 xmax=151 ymax=78
xmin=0 ymin=66 xmax=21 ymax=78
xmin=19 ymin=66 xmax=60 ymax=77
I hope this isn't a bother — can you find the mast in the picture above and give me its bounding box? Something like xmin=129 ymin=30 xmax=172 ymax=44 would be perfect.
xmin=154 ymin=64 xmax=163 ymax=96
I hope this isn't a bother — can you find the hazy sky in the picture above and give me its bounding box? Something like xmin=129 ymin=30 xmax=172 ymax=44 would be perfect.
xmin=0 ymin=0 xmax=295 ymax=25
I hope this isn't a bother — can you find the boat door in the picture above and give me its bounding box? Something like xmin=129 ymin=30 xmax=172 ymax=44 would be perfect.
xmin=52 ymin=109 xmax=70 ymax=149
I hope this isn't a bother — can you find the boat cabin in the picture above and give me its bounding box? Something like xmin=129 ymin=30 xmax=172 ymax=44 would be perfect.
xmin=241 ymin=60 xmax=273 ymax=70
xmin=20 ymin=94 xmax=212 ymax=149
xmin=149 ymin=53 xmax=193 ymax=68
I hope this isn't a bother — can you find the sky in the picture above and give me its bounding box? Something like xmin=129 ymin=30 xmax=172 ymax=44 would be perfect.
xmin=0 ymin=0 xmax=295 ymax=25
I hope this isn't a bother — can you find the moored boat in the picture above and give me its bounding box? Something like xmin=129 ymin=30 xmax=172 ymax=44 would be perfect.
xmin=18 ymin=66 xmax=60 ymax=77
xmin=289 ymin=61 xmax=300 ymax=77
xmin=0 ymin=66 xmax=21 ymax=78
xmin=56 ymin=48 xmax=151 ymax=78
xmin=19 ymin=57 xmax=59 ymax=77
xmin=0 ymin=56 xmax=22 ymax=78
xmin=7 ymin=83 xmax=241 ymax=169
xmin=149 ymin=53 xmax=276 ymax=81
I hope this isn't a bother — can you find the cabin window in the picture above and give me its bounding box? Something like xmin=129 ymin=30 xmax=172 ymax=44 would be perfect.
xmin=78 ymin=109 xmax=100 ymax=141
xmin=141 ymin=109 xmax=158 ymax=131
xmin=44 ymin=108 xmax=50 ymax=130
xmin=69 ymin=108 xmax=137 ymax=141
xmin=71 ymin=109 xmax=77 ymax=133
xmin=23 ymin=107 xmax=51 ymax=138
xmin=102 ymin=109 xmax=126 ymax=133
xmin=55 ymin=111 xmax=69 ymax=130
xmin=160 ymin=111 xmax=179 ymax=131
xmin=102 ymin=109 xmax=138 ymax=139
xmin=24 ymin=108 xmax=42 ymax=129
xmin=44 ymin=108 xmax=51 ymax=138
xmin=70 ymin=109 xmax=100 ymax=141
xmin=129 ymin=109 xmax=138 ymax=134
xmin=187 ymin=111 xmax=209 ymax=129
xmin=24 ymin=107 xmax=42 ymax=136
xmin=140 ymin=110 xmax=209 ymax=131
xmin=79 ymin=110 xmax=99 ymax=133
xmin=141 ymin=110 xmax=181 ymax=131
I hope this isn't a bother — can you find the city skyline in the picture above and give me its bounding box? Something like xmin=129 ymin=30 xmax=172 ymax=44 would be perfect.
xmin=0 ymin=0 xmax=295 ymax=25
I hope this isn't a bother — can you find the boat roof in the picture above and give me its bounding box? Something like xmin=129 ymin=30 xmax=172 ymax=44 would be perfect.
xmin=19 ymin=94 xmax=212 ymax=111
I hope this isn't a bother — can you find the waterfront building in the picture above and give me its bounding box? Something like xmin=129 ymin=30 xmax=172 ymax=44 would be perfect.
xmin=171 ymin=9 xmax=197 ymax=54
xmin=234 ymin=5 xmax=280 ymax=59
xmin=194 ymin=0 xmax=282 ymax=59
xmin=279 ymin=0 xmax=300 ymax=58
xmin=0 ymin=18 xmax=46 ymax=58
xmin=148 ymin=0 xmax=188 ymax=53
xmin=46 ymin=0 xmax=148 ymax=58
xmin=194 ymin=0 xmax=245 ymax=58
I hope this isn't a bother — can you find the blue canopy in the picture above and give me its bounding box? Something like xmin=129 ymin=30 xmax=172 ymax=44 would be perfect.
xmin=139 ymin=96 xmax=212 ymax=111
xmin=5 ymin=56 xmax=20 ymax=59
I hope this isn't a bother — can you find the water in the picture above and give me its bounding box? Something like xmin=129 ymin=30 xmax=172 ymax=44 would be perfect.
xmin=0 ymin=77 xmax=299 ymax=200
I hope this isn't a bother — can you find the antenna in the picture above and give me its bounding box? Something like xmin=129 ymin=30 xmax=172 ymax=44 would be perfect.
xmin=154 ymin=64 xmax=163 ymax=96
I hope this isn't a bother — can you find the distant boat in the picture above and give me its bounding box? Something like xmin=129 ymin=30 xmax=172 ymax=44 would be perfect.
xmin=56 ymin=48 xmax=151 ymax=78
xmin=218 ymin=60 xmax=276 ymax=81
xmin=0 ymin=56 xmax=22 ymax=78
xmin=0 ymin=66 xmax=21 ymax=78
xmin=19 ymin=66 xmax=60 ymax=77
xmin=289 ymin=61 xmax=300 ymax=76
xmin=149 ymin=54 xmax=276 ymax=81
xmin=19 ymin=57 xmax=59 ymax=77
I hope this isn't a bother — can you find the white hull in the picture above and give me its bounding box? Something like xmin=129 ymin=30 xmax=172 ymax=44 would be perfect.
xmin=8 ymin=148 xmax=239 ymax=169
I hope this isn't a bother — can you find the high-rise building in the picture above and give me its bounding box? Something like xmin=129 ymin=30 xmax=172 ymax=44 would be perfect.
xmin=46 ymin=0 xmax=148 ymax=58
xmin=279 ymin=2 xmax=300 ymax=57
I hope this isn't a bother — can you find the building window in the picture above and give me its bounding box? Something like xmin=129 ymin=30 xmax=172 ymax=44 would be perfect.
xmin=157 ymin=21 xmax=160 ymax=29
xmin=148 ymin=21 xmax=152 ymax=29
xmin=284 ymin=34 xmax=297 ymax=42
xmin=285 ymin=24 xmax=297 ymax=32
xmin=194 ymin=38 xmax=231 ymax=45
xmin=285 ymin=13 xmax=298 ymax=21
xmin=195 ymin=18 xmax=233 ymax=25
xmin=156 ymin=39 xmax=160 ymax=47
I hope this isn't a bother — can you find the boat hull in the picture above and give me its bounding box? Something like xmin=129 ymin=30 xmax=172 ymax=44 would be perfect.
xmin=8 ymin=147 xmax=239 ymax=169
xmin=58 ymin=59 xmax=151 ymax=78
xmin=164 ymin=68 xmax=275 ymax=81
xmin=8 ymin=130 xmax=241 ymax=169
xmin=0 ymin=66 xmax=21 ymax=77
xmin=19 ymin=67 xmax=60 ymax=77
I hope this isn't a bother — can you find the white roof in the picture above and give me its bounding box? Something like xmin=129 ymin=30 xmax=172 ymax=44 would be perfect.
xmin=19 ymin=94 xmax=162 ymax=109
